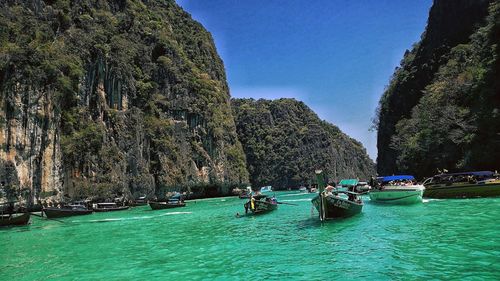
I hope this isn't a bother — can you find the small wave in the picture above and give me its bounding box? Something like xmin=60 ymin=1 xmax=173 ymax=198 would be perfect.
xmin=157 ymin=211 xmax=192 ymax=216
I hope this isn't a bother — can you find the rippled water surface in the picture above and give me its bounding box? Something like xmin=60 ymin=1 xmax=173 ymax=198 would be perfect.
xmin=1 ymin=192 xmax=499 ymax=280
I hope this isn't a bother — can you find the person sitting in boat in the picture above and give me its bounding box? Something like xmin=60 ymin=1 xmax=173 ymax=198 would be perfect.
xmin=348 ymin=193 xmax=355 ymax=201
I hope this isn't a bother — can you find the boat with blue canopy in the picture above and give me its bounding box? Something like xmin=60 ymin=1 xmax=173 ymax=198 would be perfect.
xmin=369 ymin=175 xmax=425 ymax=204
xmin=423 ymin=171 xmax=500 ymax=198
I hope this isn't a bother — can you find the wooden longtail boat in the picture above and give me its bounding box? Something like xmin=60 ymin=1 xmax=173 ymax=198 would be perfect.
xmin=238 ymin=189 xmax=252 ymax=199
xmin=93 ymin=203 xmax=130 ymax=212
xmin=129 ymin=197 xmax=148 ymax=207
xmin=43 ymin=203 xmax=93 ymax=218
xmin=149 ymin=200 xmax=186 ymax=210
xmin=0 ymin=212 xmax=31 ymax=227
xmin=312 ymin=170 xmax=363 ymax=221
xmin=423 ymin=171 xmax=500 ymax=198
xmin=243 ymin=194 xmax=278 ymax=215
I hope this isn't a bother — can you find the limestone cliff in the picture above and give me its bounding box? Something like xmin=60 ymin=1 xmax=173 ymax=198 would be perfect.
xmin=232 ymin=98 xmax=375 ymax=189
xmin=375 ymin=0 xmax=499 ymax=177
xmin=0 ymin=0 xmax=248 ymax=204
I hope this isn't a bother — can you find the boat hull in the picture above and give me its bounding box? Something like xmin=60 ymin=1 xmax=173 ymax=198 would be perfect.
xmin=244 ymin=200 xmax=277 ymax=215
xmin=311 ymin=194 xmax=362 ymax=219
xmin=149 ymin=202 xmax=186 ymax=210
xmin=424 ymin=181 xmax=500 ymax=198
xmin=369 ymin=189 xmax=423 ymax=204
xmin=93 ymin=206 xmax=130 ymax=212
xmin=0 ymin=213 xmax=31 ymax=227
xmin=43 ymin=208 xmax=93 ymax=218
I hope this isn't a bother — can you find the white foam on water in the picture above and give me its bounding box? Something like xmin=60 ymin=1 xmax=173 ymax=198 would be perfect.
xmin=157 ymin=211 xmax=192 ymax=216
xmin=423 ymin=199 xmax=443 ymax=203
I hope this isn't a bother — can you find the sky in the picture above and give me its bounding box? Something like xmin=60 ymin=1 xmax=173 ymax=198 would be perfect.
xmin=176 ymin=0 xmax=433 ymax=160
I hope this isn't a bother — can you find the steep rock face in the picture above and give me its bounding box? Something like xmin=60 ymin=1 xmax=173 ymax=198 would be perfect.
xmin=232 ymin=98 xmax=375 ymax=188
xmin=376 ymin=0 xmax=499 ymax=177
xmin=0 ymin=0 xmax=248 ymax=204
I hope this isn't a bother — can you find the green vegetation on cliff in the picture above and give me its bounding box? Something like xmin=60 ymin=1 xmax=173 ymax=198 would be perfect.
xmin=0 ymin=0 xmax=248 ymax=202
xmin=375 ymin=0 xmax=499 ymax=177
xmin=232 ymin=98 xmax=375 ymax=189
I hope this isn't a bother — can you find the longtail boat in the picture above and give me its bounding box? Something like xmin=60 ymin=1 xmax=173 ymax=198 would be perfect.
xmin=93 ymin=202 xmax=130 ymax=212
xmin=423 ymin=171 xmax=500 ymax=198
xmin=43 ymin=202 xmax=93 ymax=218
xmin=260 ymin=186 xmax=273 ymax=193
xmin=311 ymin=170 xmax=363 ymax=221
xmin=243 ymin=194 xmax=278 ymax=215
xmin=130 ymin=196 xmax=148 ymax=206
xmin=338 ymin=179 xmax=359 ymax=191
xmin=0 ymin=212 xmax=31 ymax=227
xmin=150 ymin=193 xmax=186 ymax=210
xmin=149 ymin=200 xmax=186 ymax=210
xmin=238 ymin=187 xmax=252 ymax=199
xmin=369 ymin=175 xmax=424 ymax=204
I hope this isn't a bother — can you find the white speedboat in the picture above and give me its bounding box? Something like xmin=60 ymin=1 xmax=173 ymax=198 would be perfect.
xmin=369 ymin=175 xmax=424 ymax=204
xmin=260 ymin=186 xmax=272 ymax=193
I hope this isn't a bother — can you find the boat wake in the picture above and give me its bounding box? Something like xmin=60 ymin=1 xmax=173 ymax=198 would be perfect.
xmin=71 ymin=211 xmax=192 ymax=223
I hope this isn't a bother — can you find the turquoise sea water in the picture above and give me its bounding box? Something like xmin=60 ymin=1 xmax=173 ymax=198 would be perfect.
xmin=1 ymin=192 xmax=499 ymax=280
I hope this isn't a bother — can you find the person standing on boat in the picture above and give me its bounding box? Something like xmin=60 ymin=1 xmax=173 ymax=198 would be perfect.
xmin=325 ymin=185 xmax=334 ymax=196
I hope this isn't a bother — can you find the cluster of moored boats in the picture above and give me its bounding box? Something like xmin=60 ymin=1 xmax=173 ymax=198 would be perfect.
xmin=315 ymin=170 xmax=500 ymax=221
xmin=1 ymin=170 xmax=499 ymax=227
xmin=0 ymin=194 xmax=187 ymax=227
xmin=239 ymin=170 xmax=500 ymax=221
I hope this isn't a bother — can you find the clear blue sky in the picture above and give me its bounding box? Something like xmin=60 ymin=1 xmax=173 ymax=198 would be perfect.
xmin=176 ymin=0 xmax=433 ymax=160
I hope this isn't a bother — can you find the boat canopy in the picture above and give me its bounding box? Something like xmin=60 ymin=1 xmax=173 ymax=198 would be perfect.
xmin=339 ymin=179 xmax=359 ymax=186
xmin=435 ymin=171 xmax=494 ymax=177
xmin=378 ymin=175 xmax=415 ymax=182
xmin=171 ymin=193 xmax=182 ymax=199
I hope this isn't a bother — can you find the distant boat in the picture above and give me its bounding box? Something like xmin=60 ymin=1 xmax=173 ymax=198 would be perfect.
xmin=93 ymin=202 xmax=130 ymax=212
xmin=149 ymin=200 xmax=186 ymax=210
xmin=369 ymin=175 xmax=424 ymax=204
xmin=299 ymin=186 xmax=307 ymax=192
xmin=0 ymin=212 xmax=31 ymax=227
xmin=260 ymin=186 xmax=272 ymax=193
xmin=243 ymin=194 xmax=278 ymax=215
xmin=238 ymin=187 xmax=252 ymax=199
xmin=423 ymin=171 xmax=500 ymax=198
xmin=150 ymin=193 xmax=186 ymax=210
xmin=43 ymin=202 xmax=93 ymax=218
xmin=130 ymin=196 xmax=148 ymax=206
xmin=312 ymin=170 xmax=363 ymax=221
xmin=338 ymin=179 xmax=359 ymax=191
xmin=355 ymin=181 xmax=371 ymax=192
